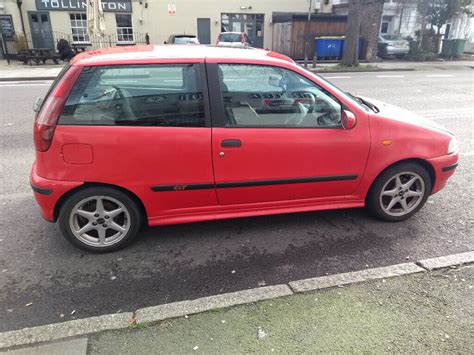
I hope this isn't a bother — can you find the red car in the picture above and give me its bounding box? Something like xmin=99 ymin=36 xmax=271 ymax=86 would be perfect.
xmin=31 ymin=45 xmax=459 ymax=252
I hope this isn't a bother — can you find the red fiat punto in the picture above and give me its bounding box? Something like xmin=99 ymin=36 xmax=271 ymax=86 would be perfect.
xmin=31 ymin=45 xmax=459 ymax=252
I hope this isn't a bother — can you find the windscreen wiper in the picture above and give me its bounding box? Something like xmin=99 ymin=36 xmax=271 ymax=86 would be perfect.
xmin=348 ymin=93 xmax=380 ymax=113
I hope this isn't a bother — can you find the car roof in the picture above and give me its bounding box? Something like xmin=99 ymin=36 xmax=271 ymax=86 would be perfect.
xmin=219 ymin=32 xmax=243 ymax=35
xmin=71 ymin=45 xmax=294 ymax=66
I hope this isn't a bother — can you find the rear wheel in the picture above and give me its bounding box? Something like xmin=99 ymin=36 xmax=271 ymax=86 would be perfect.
xmin=366 ymin=163 xmax=432 ymax=221
xmin=59 ymin=187 xmax=141 ymax=252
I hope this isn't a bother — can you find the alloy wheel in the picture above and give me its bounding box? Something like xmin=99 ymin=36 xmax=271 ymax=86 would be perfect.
xmin=379 ymin=171 xmax=425 ymax=217
xmin=69 ymin=196 xmax=131 ymax=247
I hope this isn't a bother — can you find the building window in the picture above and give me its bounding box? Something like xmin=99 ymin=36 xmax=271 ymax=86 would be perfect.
xmin=381 ymin=21 xmax=389 ymax=34
xmin=116 ymin=14 xmax=134 ymax=44
xmin=69 ymin=13 xmax=89 ymax=43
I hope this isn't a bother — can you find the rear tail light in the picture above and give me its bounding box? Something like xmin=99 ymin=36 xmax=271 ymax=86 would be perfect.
xmin=241 ymin=34 xmax=244 ymax=44
xmin=34 ymin=66 xmax=82 ymax=152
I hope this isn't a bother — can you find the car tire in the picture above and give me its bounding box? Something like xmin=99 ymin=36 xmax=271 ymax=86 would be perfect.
xmin=366 ymin=163 xmax=432 ymax=222
xmin=59 ymin=186 xmax=142 ymax=253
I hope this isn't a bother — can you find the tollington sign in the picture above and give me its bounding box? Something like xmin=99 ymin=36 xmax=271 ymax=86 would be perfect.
xmin=35 ymin=0 xmax=132 ymax=12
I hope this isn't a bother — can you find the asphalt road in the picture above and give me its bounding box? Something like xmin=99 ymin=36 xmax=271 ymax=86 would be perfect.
xmin=0 ymin=69 xmax=472 ymax=332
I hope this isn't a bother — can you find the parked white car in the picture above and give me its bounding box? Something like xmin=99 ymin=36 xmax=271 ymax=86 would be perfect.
xmin=217 ymin=32 xmax=252 ymax=47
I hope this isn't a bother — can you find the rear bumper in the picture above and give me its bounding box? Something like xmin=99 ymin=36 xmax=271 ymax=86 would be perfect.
xmin=30 ymin=162 xmax=84 ymax=222
xmin=427 ymin=153 xmax=459 ymax=194
xmin=385 ymin=46 xmax=410 ymax=55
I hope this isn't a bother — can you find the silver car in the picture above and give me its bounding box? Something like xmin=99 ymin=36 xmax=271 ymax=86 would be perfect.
xmin=378 ymin=35 xmax=410 ymax=58
xmin=217 ymin=32 xmax=252 ymax=47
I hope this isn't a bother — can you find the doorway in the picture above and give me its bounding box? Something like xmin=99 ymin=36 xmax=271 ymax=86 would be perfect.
xmin=197 ymin=18 xmax=211 ymax=44
xmin=28 ymin=11 xmax=54 ymax=49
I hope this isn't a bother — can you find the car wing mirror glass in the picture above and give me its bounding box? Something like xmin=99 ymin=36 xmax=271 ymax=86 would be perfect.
xmin=341 ymin=110 xmax=357 ymax=129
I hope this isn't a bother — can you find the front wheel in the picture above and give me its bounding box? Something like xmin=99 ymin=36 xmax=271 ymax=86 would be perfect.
xmin=366 ymin=163 xmax=432 ymax=221
xmin=59 ymin=187 xmax=142 ymax=252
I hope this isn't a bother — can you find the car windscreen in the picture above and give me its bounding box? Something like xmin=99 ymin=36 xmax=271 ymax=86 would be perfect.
xmin=381 ymin=35 xmax=402 ymax=41
xmin=219 ymin=33 xmax=241 ymax=42
xmin=174 ymin=37 xmax=198 ymax=44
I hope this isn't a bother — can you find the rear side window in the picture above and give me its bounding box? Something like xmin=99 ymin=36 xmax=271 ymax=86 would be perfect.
xmin=60 ymin=64 xmax=206 ymax=127
xmin=219 ymin=33 xmax=241 ymax=42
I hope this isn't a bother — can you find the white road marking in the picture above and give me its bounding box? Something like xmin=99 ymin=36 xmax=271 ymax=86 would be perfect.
xmin=322 ymin=76 xmax=352 ymax=79
xmin=425 ymin=74 xmax=455 ymax=78
xmin=0 ymin=80 xmax=53 ymax=85
xmin=0 ymin=82 xmax=52 ymax=87
xmin=376 ymin=75 xmax=405 ymax=78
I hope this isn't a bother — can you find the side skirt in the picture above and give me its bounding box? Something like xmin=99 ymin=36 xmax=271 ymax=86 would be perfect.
xmin=147 ymin=200 xmax=365 ymax=226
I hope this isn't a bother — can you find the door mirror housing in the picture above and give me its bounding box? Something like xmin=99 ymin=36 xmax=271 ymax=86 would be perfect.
xmin=341 ymin=110 xmax=357 ymax=130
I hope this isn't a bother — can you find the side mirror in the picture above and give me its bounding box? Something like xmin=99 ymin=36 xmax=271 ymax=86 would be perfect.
xmin=341 ymin=110 xmax=357 ymax=129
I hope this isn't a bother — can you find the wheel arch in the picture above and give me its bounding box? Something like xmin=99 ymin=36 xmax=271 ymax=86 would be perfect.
xmin=53 ymin=182 xmax=148 ymax=225
xmin=366 ymin=158 xmax=436 ymax=200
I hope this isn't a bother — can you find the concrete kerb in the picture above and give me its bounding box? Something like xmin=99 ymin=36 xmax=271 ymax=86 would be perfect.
xmin=1 ymin=251 xmax=472 ymax=350
xmin=0 ymin=313 xmax=133 ymax=349
xmin=289 ymin=262 xmax=424 ymax=293
xmin=135 ymin=284 xmax=293 ymax=324
xmin=417 ymin=251 xmax=474 ymax=271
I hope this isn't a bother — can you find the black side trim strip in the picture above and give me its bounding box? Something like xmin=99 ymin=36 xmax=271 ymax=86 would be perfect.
xmin=442 ymin=162 xmax=458 ymax=172
xmin=151 ymin=174 xmax=358 ymax=192
xmin=151 ymin=183 xmax=215 ymax=192
xmin=216 ymin=175 xmax=358 ymax=189
xmin=30 ymin=184 xmax=53 ymax=195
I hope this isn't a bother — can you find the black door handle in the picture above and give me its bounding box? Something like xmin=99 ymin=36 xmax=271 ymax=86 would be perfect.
xmin=221 ymin=139 xmax=241 ymax=147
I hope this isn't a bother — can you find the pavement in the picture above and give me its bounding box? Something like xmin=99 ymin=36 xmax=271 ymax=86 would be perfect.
xmin=0 ymin=57 xmax=473 ymax=80
xmin=2 ymin=256 xmax=473 ymax=353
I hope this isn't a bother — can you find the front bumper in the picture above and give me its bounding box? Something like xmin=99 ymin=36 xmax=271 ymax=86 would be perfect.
xmin=427 ymin=153 xmax=459 ymax=194
xmin=30 ymin=162 xmax=84 ymax=222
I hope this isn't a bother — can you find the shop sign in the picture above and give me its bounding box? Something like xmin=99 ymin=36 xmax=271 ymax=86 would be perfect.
xmin=35 ymin=0 xmax=132 ymax=12
xmin=168 ymin=4 xmax=176 ymax=16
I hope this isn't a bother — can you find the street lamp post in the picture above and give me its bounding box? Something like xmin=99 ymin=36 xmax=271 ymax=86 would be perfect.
xmin=17 ymin=0 xmax=27 ymax=37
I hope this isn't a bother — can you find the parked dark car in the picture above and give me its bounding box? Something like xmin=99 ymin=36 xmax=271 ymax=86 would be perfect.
xmin=165 ymin=34 xmax=199 ymax=44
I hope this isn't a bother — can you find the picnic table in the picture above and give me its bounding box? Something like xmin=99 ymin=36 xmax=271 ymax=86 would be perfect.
xmin=17 ymin=48 xmax=60 ymax=65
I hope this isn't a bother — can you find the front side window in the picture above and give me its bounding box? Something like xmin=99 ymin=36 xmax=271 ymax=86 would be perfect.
xmin=60 ymin=64 xmax=205 ymax=127
xmin=218 ymin=64 xmax=342 ymax=128
xmin=69 ymin=13 xmax=89 ymax=43
xmin=116 ymin=14 xmax=134 ymax=44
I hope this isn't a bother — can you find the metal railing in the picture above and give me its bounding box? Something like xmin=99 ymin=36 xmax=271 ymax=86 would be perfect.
xmin=2 ymin=31 xmax=148 ymax=63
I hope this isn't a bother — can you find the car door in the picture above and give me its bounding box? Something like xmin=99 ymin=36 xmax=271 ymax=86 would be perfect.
xmin=207 ymin=61 xmax=370 ymax=206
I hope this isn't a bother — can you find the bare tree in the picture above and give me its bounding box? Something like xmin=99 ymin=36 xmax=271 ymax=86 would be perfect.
xmin=342 ymin=0 xmax=384 ymax=65
xmin=342 ymin=0 xmax=361 ymax=66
